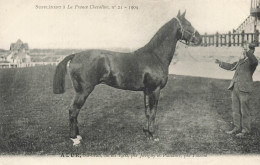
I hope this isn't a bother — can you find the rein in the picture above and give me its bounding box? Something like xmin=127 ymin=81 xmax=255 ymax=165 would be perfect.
xmin=176 ymin=17 xmax=197 ymax=46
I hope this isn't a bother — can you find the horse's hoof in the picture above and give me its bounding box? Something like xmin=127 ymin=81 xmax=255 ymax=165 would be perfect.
xmin=70 ymin=135 xmax=82 ymax=146
xmin=147 ymin=136 xmax=159 ymax=142
xmin=153 ymin=137 xmax=160 ymax=142
xmin=77 ymin=135 xmax=82 ymax=140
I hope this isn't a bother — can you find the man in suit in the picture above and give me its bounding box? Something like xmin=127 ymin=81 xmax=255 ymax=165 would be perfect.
xmin=215 ymin=42 xmax=258 ymax=137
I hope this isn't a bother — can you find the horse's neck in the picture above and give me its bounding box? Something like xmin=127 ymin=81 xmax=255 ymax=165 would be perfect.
xmin=136 ymin=19 xmax=179 ymax=66
xmin=151 ymin=35 xmax=178 ymax=66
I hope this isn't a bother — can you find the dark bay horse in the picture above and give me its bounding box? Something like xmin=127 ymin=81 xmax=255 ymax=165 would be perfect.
xmin=53 ymin=11 xmax=202 ymax=145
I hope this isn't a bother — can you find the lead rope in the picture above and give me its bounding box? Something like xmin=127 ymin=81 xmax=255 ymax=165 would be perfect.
xmin=184 ymin=29 xmax=198 ymax=61
xmin=182 ymin=45 xmax=198 ymax=61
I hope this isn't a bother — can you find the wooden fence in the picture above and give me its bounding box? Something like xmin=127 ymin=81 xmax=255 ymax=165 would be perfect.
xmin=0 ymin=62 xmax=59 ymax=69
xmin=201 ymin=30 xmax=259 ymax=47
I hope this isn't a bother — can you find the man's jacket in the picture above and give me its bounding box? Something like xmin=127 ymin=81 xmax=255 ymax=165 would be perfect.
xmin=219 ymin=50 xmax=258 ymax=92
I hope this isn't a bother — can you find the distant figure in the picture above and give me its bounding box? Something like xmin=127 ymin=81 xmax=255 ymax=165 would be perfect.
xmin=215 ymin=41 xmax=258 ymax=137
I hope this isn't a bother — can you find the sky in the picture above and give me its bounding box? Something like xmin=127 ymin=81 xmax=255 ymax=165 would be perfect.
xmin=0 ymin=0 xmax=251 ymax=49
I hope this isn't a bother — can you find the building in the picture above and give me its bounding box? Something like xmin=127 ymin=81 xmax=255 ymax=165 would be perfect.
xmin=236 ymin=0 xmax=260 ymax=33
xmin=236 ymin=16 xmax=256 ymax=33
xmin=6 ymin=39 xmax=31 ymax=65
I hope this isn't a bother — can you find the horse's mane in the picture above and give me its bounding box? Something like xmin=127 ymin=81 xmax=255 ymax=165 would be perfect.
xmin=136 ymin=18 xmax=177 ymax=53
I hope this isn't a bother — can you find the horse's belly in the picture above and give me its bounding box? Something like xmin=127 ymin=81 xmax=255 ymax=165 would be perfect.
xmin=104 ymin=72 xmax=145 ymax=91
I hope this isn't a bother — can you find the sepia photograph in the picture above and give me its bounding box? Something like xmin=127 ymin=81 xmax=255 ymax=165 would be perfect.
xmin=0 ymin=0 xmax=260 ymax=164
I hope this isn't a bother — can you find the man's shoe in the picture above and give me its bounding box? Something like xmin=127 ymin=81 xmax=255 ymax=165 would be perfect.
xmin=226 ymin=128 xmax=240 ymax=135
xmin=236 ymin=130 xmax=250 ymax=138
xmin=236 ymin=132 xmax=246 ymax=138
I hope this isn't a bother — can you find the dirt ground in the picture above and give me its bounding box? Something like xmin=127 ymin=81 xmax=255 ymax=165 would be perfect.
xmin=0 ymin=66 xmax=260 ymax=156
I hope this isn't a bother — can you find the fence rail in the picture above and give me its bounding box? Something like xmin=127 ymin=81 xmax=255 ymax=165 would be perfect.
xmin=201 ymin=30 xmax=259 ymax=47
xmin=0 ymin=62 xmax=59 ymax=69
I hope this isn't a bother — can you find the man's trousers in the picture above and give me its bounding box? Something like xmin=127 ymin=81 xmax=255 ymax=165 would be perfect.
xmin=232 ymin=83 xmax=251 ymax=133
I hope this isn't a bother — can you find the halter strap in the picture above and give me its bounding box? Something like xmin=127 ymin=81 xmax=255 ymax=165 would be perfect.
xmin=176 ymin=17 xmax=197 ymax=46
xmin=176 ymin=17 xmax=184 ymax=39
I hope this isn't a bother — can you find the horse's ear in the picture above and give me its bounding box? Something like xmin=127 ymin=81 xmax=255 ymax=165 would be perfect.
xmin=177 ymin=10 xmax=181 ymax=17
xmin=182 ymin=10 xmax=186 ymax=18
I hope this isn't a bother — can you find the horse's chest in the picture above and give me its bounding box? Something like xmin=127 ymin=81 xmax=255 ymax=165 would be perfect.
xmin=143 ymin=68 xmax=168 ymax=90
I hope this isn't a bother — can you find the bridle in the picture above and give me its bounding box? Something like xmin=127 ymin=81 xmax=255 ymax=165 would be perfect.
xmin=176 ymin=17 xmax=197 ymax=46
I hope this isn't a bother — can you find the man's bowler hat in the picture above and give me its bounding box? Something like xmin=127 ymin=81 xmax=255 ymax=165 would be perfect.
xmin=249 ymin=43 xmax=256 ymax=49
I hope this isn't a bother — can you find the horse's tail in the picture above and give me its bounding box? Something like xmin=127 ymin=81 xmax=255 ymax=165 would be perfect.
xmin=53 ymin=54 xmax=75 ymax=94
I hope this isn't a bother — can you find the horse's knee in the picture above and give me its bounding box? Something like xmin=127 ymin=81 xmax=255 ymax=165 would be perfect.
xmin=73 ymin=98 xmax=86 ymax=109
xmin=69 ymin=108 xmax=80 ymax=117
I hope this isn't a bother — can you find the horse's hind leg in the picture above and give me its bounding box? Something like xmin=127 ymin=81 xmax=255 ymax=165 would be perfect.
xmin=69 ymin=85 xmax=94 ymax=145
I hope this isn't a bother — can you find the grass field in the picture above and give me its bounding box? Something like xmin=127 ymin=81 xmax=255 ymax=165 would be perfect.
xmin=0 ymin=66 xmax=260 ymax=156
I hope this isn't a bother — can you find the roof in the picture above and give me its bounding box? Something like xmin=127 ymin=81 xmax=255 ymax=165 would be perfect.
xmin=10 ymin=39 xmax=29 ymax=51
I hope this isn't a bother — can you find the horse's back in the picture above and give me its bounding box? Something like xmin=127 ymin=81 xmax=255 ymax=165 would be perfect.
xmin=68 ymin=50 xmax=112 ymax=85
xmin=68 ymin=49 xmax=167 ymax=91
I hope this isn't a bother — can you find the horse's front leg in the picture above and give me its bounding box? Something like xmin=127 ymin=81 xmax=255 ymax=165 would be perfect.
xmin=143 ymin=87 xmax=160 ymax=141
xmin=148 ymin=87 xmax=160 ymax=141
xmin=143 ymin=90 xmax=150 ymax=136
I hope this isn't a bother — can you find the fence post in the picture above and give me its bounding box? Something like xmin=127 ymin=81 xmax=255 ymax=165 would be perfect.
xmin=212 ymin=35 xmax=215 ymax=46
xmin=241 ymin=30 xmax=245 ymax=46
xmin=220 ymin=34 xmax=223 ymax=46
xmin=233 ymin=31 xmax=236 ymax=46
xmin=256 ymin=30 xmax=259 ymax=46
xmin=204 ymin=33 xmax=207 ymax=47
xmin=237 ymin=33 xmax=240 ymax=46
xmin=224 ymin=34 xmax=227 ymax=46
xmin=228 ymin=31 xmax=231 ymax=47
xmin=216 ymin=32 xmax=219 ymax=47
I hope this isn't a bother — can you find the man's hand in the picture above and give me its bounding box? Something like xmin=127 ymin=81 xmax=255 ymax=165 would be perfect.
xmin=243 ymin=49 xmax=248 ymax=56
xmin=215 ymin=59 xmax=221 ymax=64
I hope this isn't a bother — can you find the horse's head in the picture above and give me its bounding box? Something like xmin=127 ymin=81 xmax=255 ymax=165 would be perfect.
xmin=176 ymin=10 xmax=202 ymax=46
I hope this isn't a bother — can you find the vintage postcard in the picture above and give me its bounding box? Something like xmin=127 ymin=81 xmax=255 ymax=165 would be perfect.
xmin=0 ymin=0 xmax=259 ymax=164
